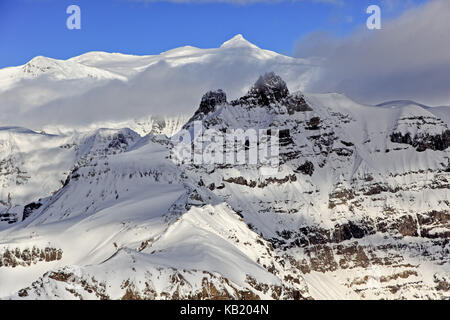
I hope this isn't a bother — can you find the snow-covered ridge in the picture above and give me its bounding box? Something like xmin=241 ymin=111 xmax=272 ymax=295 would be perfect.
xmin=376 ymin=100 xmax=430 ymax=109
xmin=0 ymin=34 xmax=316 ymax=133
xmin=378 ymin=100 xmax=450 ymax=127
xmin=0 ymin=56 xmax=126 ymax=92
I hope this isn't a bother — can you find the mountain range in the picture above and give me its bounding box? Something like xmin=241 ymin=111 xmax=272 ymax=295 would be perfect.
xmin=0 ymin=35 xmax=448 ymax=300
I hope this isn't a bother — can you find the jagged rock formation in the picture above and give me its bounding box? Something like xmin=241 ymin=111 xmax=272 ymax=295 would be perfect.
xmin=390 ymin=130 xmax=450 ymax=152
xmin=188 ymin=90 xmax=227 ymax=123
xmin=231 ymin=72 xmax=312 ymax=115
xmin=0 ymin=246 xmax=62 ymax=268
xmin=246 ymin=72 xmax=290 ymax=105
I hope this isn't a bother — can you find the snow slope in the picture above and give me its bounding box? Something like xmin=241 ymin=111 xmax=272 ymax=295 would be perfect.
xmin=0 ymin=129 xmax=307 ymax=300
xmin=0 ymin=127 xmax=140 ymax=224
xmin=0 ymin=56 xmax=126 ymax=92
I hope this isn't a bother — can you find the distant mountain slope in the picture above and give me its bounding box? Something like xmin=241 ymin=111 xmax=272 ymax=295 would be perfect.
xmin=377 ymin=100 xmax=450 ymax=126
xmin=0 ymin=56 xmax=126 ymax=92
xmin=0 ymin=127 xmax=140 ymax=224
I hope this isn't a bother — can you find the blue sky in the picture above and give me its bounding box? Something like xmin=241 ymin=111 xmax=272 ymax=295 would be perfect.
xmin=0 ymin=0 xmax=427 ymax=68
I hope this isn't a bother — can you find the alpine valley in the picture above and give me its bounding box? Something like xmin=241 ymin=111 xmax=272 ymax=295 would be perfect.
xmin=0 ymin=35 xmax=448 ymax=300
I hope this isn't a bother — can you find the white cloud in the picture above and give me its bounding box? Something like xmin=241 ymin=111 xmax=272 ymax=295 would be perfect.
xmin=295 ymin=0 xmax=450 ymax=106
xmin=0 ymin=45 xmax=314 ymax=129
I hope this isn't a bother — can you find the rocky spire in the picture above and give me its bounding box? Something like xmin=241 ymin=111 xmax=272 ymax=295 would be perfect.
xmin=230 ymin=72 xmax=290 ymax=107
xmin=199 ymin=90 xmax=227 ymax=114
xmin=248 ymin=72 xmax=289 ymax=105
xmin=186 ymin=73 xmax=311 ymax=129
xmin=187 ymin=90 xmax=227 ymax=124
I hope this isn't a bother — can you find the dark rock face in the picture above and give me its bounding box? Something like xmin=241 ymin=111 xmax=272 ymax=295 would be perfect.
xmin=108 ymin=133 xmax=128 ymax=149
xmin=223 ymin=174 xmax=297 ymax=189
xmin=229 ymin=73 xmax=313 ymax=116
xmin=340 ymin=140 xmax=354 ymax=147
xmin=187 ymin=90 xmax=227 ymax=123
xmin=306 ymin=117 xmax=321 ymax=130
xmin=185 ymin=74 xmax=312 ymax=129
xmin=378 ymin=215 xmax=419 ymax=237
xmin=0 ymin=212 xmax=18 ymax=224
xmin=279 ymin=129 xmax=293 ymax=146
xmin=418 ymin=210 xmax=450 ymax=226
xmin=295 ymin=161 xmax=314 ymax=176
xmin=249 ymin=72 xmax=289 ymax=105
xmin=274 ymin=221 xmax=375 ymax=249
xmin=284 ymin=94 xmax=312 ymax=115
xmin=0 ymin=246 xmax=62 ymax=268
xmin=279 ymin=211 xmax=450 ymax=247
xmin=232 ymin=72 xmax=291 ymax=107
xmin=333 ymin=148 xmax=353 ymax=157
xmin=332 ymin=222 xmax=375 ymax=242
xmin=199 ymin=90 xmax=227 ymax=114
xmin=328 ymin=188 xmax=356 ymax=209
xmin=391 ymin=132 xmax=413 ymax=145
xmin=390 ymin=130 xmax=450 ymax=152
xmin=363 ymin=183 xmax=390 ymax=196
xmin=22 ymin=202 xmax=42 ymax=221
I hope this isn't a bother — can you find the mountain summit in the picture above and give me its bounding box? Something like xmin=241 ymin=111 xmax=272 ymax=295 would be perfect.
xmin=220 ymin=34 xmax=259 ymax=49
xmin=250 ymin=72 xmax=290 ymax=103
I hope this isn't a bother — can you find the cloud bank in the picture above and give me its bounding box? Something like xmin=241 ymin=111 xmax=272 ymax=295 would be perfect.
xmin=0 ymin=47 xmax=314 ymax=129
xmin=295 ymin=0 xmax=450 ymax=106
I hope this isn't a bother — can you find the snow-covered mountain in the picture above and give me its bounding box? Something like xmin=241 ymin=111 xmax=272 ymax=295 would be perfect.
xmin=0 ymin=38 xmax=449 ymax=300
xmin=0 ymin=56 xmax=127 ymax=92
xmin=0 ymin=127 xmax=140 ymax=219
xmin=0 ymin=35 xmax=316 ymax=133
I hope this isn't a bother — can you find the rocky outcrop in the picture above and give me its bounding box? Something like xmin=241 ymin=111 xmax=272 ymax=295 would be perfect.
xmin=0 ymin=246 xmax=62 ymax=268
xmin=306 ymin=117 xmax=321 ymax=130
xmin=391 ymin=130 xmax=450 ymax=151
xmin=187 ymin=90 xmax=227 ymax=123
xmin=22 ymin=201 xmax=42 ymax=221
xmin=15 ymin=265 xmax=309 ymax=300
xmin=246 ymin=72 xmax=289 ymax=105
xmin=295 ymin=161 xmax=314 ymax=176
xmin=0 ymin=212 xmax=18 ymax=224
xmin=108 ymin=132 xmax=129 ymax=149
xmin=231 ymin=72 xmax=312 ymax=114
xmin=284 ymin=93 xmax=312 ymax=115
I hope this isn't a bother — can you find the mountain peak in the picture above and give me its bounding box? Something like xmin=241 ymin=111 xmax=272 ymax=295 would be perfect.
xmin=248 ymin=72 xmax=289 ymax=104
xmin=26 ymin=56 xmax=57 ymax=67
xmin=220 ymin=34 xmax=258 ymax=49
xmin=199 ymin=89 xmax=227 ymax=114
xmin=253 ymin=72 xmax=288 ymax=92
xmin=22 ymin=56 xmax=60 ymax=76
